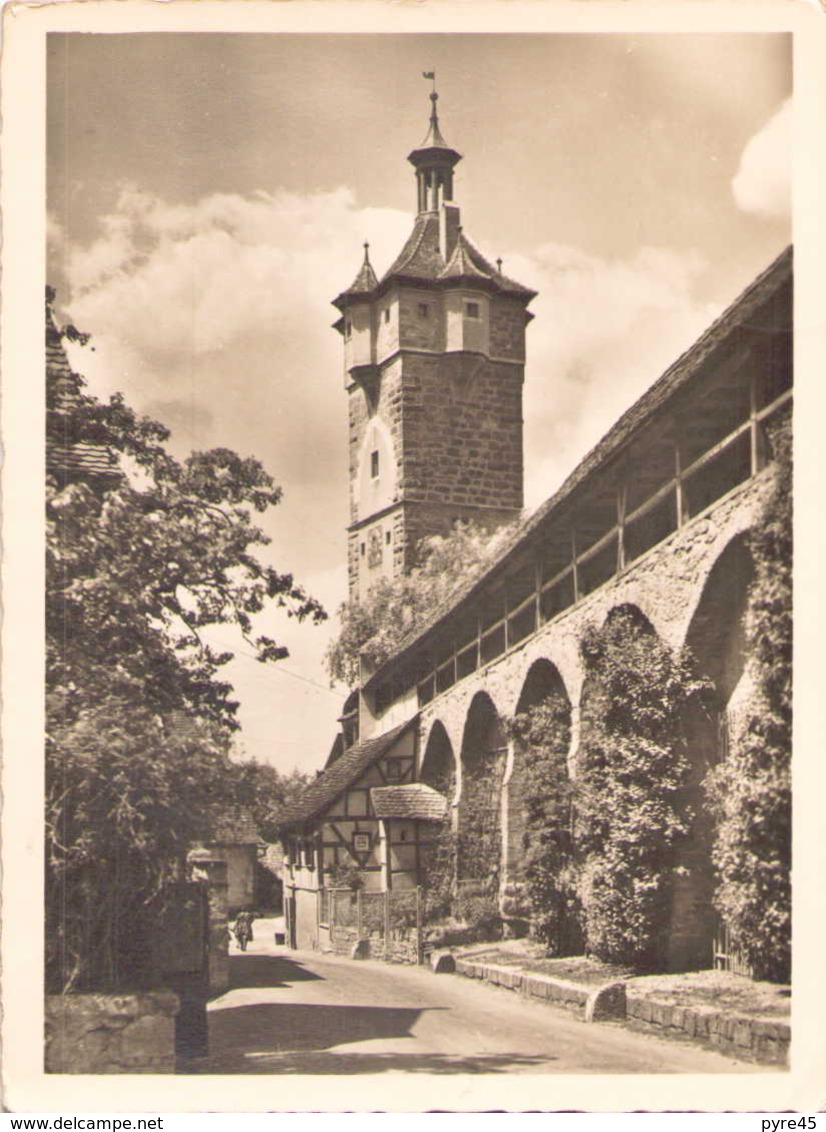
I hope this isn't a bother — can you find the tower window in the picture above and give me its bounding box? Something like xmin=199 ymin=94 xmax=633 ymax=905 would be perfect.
xmin=384 ymin=308 xmax=390 ymax=323
xmin=386 ymin=530 xmax=392 ymax=544
xmin=370 ymin=450 xmax=379 ymax=478
xmin=360 ymin=542 xmax=365 ymax=556
xmin=345 ymin=320 xmax=352 ymax=338
xmin=465 ymin=301 xmax=480 ymax=319
xmin=418 ymin=302 xmax=429 ymax=319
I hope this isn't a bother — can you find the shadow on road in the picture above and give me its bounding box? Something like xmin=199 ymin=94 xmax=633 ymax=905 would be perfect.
xmin=204 ymin=1000 xmax=433 ymax=1066
xmin=227 ymin=954 xmax=324 ymax=989
xmin=189 ymin=1049 xmax=556 ymax=1074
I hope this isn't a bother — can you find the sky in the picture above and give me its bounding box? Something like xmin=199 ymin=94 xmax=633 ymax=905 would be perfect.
xmin=46 ymin=32 xmax=791 ymax=774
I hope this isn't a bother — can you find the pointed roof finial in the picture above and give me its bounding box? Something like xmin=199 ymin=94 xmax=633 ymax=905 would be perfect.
xmin=363 ymin=241 xmax=371 ymax=262
xmin=411 ymin=70 xmax=455 ymax=153
xmin=496 ymin=258 xmax=503 ymax=274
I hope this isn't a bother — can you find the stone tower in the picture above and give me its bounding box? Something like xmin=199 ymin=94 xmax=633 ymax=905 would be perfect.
xmin=333 ymin=86 xmax=536 ymax=600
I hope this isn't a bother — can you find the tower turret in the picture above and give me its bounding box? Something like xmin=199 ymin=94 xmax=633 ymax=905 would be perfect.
xmin=334 ymin=81 xmax=536 ymax=601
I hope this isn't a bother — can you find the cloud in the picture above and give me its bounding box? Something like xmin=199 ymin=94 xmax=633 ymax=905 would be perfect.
xmin=509 ymin=242 xmax=715 ymax=509
xmin=731 ymin=98 xmax=791 ymax=220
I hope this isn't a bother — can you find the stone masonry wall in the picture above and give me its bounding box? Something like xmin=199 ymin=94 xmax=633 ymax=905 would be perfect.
xmin=45 ymin=993 xmax=179 ymax=1074
xmin=489 ymin=297 xmax=528 ymax=362
xmin=399 ymin=352 xmax=523 ymax=512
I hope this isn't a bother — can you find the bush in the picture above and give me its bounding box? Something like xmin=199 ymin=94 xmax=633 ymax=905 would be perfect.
xmin=455 ymin=883 xmax=501 ymax=940
xmin=576 ymin=609 xmax=712 ymax=969
xmin=419 ymin=825 xmax=456 ymax=921
xmin=704 ymin=418 xmax=792 ymax=983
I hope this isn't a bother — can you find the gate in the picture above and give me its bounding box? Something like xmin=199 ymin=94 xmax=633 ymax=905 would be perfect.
xmin=712 ymin=916 xmax=753 ymax=977
xmin=322 ymin=886 xmax=425 ymax=964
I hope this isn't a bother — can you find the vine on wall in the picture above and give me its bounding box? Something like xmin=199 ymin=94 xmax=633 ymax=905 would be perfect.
xmin=457 ymin=748 xmax=506 ymax=889
xmin=704 ymin=418 xmax=792 ymax=983
xmin=576 ymin=609 xmax=712 ymax=969
xmin=507 ymin=693 xmax=578 ymax=953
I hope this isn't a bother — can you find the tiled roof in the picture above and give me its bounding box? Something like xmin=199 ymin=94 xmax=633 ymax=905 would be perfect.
xmin=46 ymin=297 xmax=121 ymax=486
xmin=206 ymin=805 xmax=262 ymax=846
xmin=370 ymin=783 xmax=448 ymax=822
xmin=46 ymin=441 xmax=123 ymax=481
xmin=276 ymin=718 xmax=417 ymax=830
xmin=438 ymin=232 xmax=536 ymax=299
xmin=382 ymin=213 xmax=445 ymax=282
xmin=333 ymin=250 xmax=379 ymax=310
xmin=364 ymin=245 xmax=793 ymax=690
xmin=347 ymin=256 xmax=378 ymax=295
xmin=378 ymin=216 xmax=535 ymax=299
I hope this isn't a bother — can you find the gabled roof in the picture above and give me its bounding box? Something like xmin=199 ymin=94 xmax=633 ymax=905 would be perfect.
xmin=276 ymin=717 xmax=417 ymax=831
xmin=370 ymin=783 xmax=448 ymax=822
xmin=364 ymin=244 xmax=793 ymax=690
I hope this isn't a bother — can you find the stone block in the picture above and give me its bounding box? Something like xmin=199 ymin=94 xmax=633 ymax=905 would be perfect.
xmin=45 ymin=993 xmax=179 ymax=1074
xmin=585 ymin=981 xmax=627 ymax=1023
xmin=350 ymin=939 xmax=371 ymax=960
xmin=733 ymin=1019 xmax=754 ymax=1049
xmin=429 ymin=950 xmax=456 ymax=974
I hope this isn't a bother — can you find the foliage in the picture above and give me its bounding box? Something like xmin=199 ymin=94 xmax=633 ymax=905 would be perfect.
xmin=325 ymin=520 xmax=516 ymax=686
xmin=419 ymin=825 xmax=457 ymax=921
xmin=228 ymin=759 xmax=310 ymax=842
xmin=576 ymin=609 xmax=712 ymax=969
xmin=456 ymin=747 xmax=506 ymax=888
xmin=46 ymin=699 xmax=234 ymax=991
xmin=46 ymin=297 xmax=325 ymax=990
xmin=507 ymin=694 xmax=579 ymax=954
xmin=324 ymin=862 xmax=364 ymax=891
xmin=704 ymin=418 xmax=792 ymax=982
xmin=455 ymin=882 xmax=502 ymax=940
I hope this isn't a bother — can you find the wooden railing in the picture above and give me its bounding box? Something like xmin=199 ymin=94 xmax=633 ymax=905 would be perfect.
xmin=405 ymin=382 xmax=791 ymax=712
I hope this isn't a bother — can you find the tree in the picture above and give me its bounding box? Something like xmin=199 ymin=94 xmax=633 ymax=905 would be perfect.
xmin=325 ymin=520 xmax=516 ymax=686
xmin=228 ymin=758 xmax=311 ymax=841
xmin=704 ymin=418 xmax=792 ymax=982
xmin=46 ymin=294 xmax=325 ymax=990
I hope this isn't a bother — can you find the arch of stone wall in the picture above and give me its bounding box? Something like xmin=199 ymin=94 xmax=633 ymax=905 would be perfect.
xmin=575 ymin=602 xmax=655 ymax=772
xmin=503 ymin=659 xmax=572 ymax=908
xmin=418 ymin=718 xmax=458 ymax=919
xmin=420 ymin=719 xmax=457 ymax=810
xmin=684 ymin=533 xmax=754 ymax=707
xmin=456 ymin=691 xmax=507 ymax=893
xmin=670 ymin=532 xmax=756 ymax=971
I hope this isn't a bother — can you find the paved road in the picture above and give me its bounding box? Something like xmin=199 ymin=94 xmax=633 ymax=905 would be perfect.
xmin=197 ymin=920 xmax=756 ymax=1075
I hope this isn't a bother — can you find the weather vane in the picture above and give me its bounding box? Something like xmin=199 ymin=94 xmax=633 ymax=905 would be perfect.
xmin=423 ymin=70 xmax=436 ymax=94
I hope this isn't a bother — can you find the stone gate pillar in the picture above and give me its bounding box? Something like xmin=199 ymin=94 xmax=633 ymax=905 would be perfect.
xmin=187 ymin=846 xmax=229 ymax=994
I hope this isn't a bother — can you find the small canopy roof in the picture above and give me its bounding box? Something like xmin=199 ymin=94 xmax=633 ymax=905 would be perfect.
xmin=370 ymin=783 xmax=448 ymax=823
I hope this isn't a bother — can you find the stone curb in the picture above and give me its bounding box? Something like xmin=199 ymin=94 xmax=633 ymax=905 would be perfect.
xmin=625 ymin=991 xmax=790 ymax=1066
xmin=450 ymin=956 xmax=789 ymax=1066
xmin=454 ymin=958 xmax=590 ymax=1015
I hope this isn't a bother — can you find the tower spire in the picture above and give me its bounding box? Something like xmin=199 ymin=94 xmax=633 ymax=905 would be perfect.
xmin=408 ymin=74 xmax=462 ymax=214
